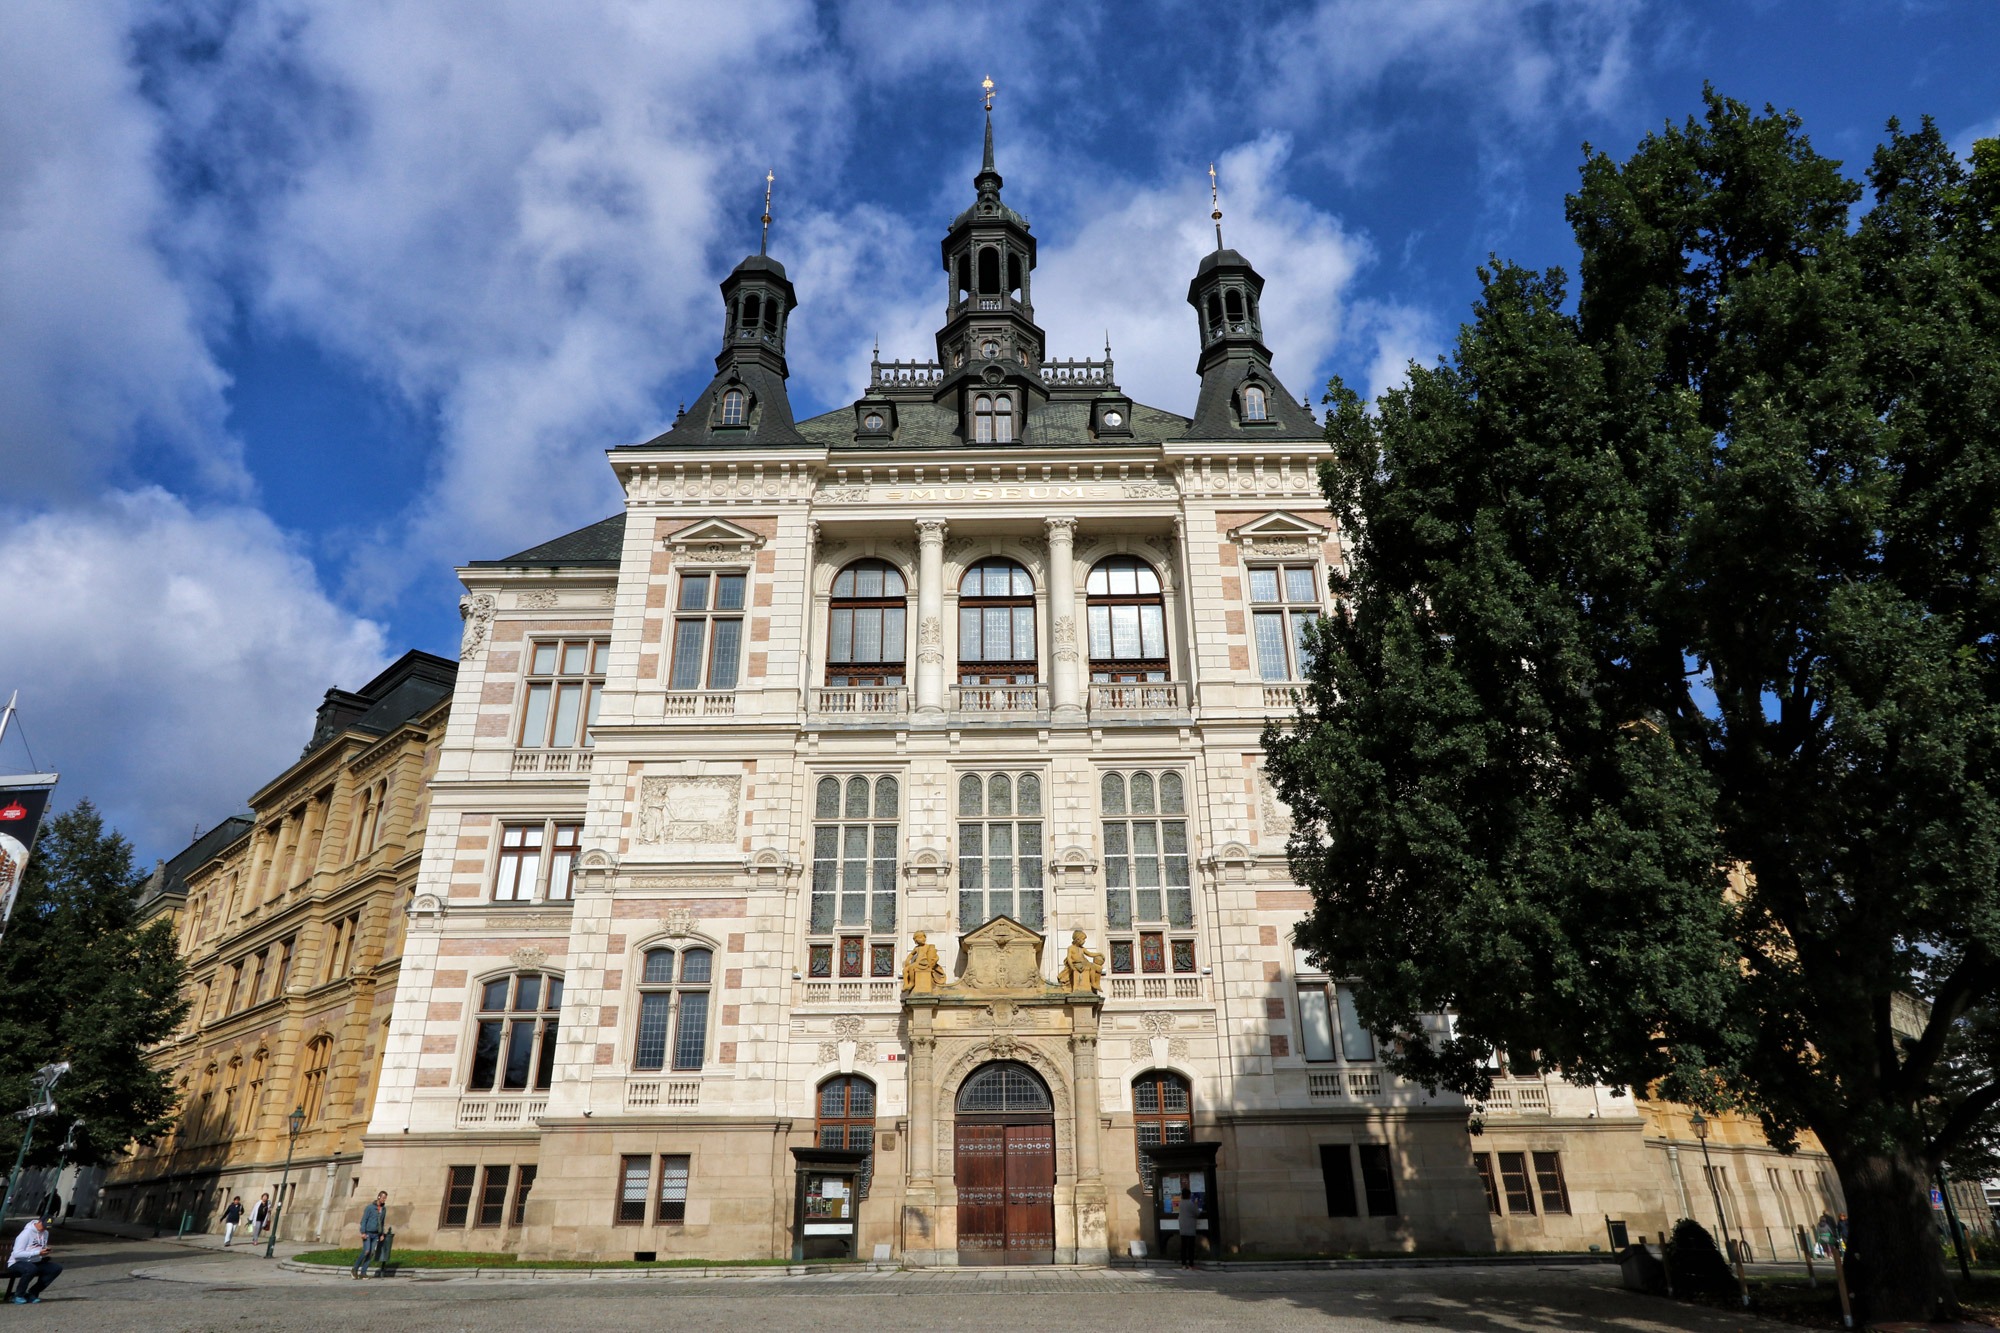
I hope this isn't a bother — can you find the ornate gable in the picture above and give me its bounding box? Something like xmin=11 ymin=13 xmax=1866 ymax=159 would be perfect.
xmin=956 ymin=916 xmax=1048 ymax=994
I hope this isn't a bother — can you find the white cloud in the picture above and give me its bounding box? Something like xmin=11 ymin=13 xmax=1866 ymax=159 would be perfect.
xmin=0 ymin=490 xmax=388 ymax=854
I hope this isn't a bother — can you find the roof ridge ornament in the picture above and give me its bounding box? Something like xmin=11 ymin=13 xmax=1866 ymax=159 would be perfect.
xmin=976 ymin=76 xmax=1002 ymax=198
xmin=760 ymin=169 xmax=774 ymax=255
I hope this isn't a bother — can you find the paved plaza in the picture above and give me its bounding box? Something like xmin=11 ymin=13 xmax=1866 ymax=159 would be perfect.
xmin=4 ymin=1234 xmax=1789 ymax=1333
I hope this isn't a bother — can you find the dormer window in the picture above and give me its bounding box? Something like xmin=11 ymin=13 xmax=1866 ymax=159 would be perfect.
xmin=973 ymin=394 xmax=1014 ymax=444
xmin=1242 ymin=385 xmax=1267 ymax=422
xmin=720 ymin=389 xmax=746 ymax=426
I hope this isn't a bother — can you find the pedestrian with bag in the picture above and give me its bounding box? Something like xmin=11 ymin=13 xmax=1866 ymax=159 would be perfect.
xmin=7 ymin=1216 xmax=62 ymax=1303
xmin=250 ymin=1193 xmax=270 ymax=1241
xmin=352 ymin=1192 xmax=388 ymax=1279
xmin=220 ymin=1196 xmax=244 ymax=1247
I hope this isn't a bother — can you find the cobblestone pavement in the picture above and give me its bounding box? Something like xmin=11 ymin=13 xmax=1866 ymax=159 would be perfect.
xmin=14 ymin=1236 xmax=1783 ymax=1333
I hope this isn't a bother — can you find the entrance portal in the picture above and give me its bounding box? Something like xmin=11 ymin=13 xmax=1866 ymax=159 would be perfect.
xmin=953 ymin=1062 xmax=1055 ymax=1265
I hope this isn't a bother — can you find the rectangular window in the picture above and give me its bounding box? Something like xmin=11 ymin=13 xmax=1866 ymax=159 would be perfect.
xmin=1101 ymin=769 xmax=1194 ymax=973
xmin=1497 ymin=1152 xmax=1536 ymax=1214
xmin=618 ymin=1155 xmax=650 ymax=1224
xmin=1357 ymin=1144 xmax=1397 ymax=1216
xmin=248 ymin=950 xmax=268 ymax=1005
xmin=272 ymin=939 xmax=294 ymax=996
xmin=495 ymin=825 xmax=544 ymax=901
xmin=1335 ymin=986 xmax=1375 ymax=1061
xmin=470 ymin=1019 xmax=503 ymax=1090
xmin=670 ymin=573 xmax=746 ymax=690
xmin=547 ymin=823 xmax=581 ymax=900
xmin=477 ymin=1165 xmax=511 ymax=1227
xmin=1533 ymin=1152 xmax=1570 ymax=1215
xmin=657 ymin=1155 xmax=690 ymax=1224
xmin=809 ymin=775 xmax=900 ymax=967
xmin=1475 ymin=1154 xmax=1502 ymax=1215
xmin=1298 ymin=984 xmax=1336 ymax=1062
xmin=956 ymin=771 xmax=1044 ymax=930
xmin=511 ymin=1165 xmax=537 ymax=1227
xmin=441 ymin=1165 xmax=475 ymax=1227
xmin=633 ymin=993 xmax=673 ymax=1072
xmin=520 ymin=639 xmax=608 ymax=747
xmin=1249 ymin=563 xmax=1322 ymax=681
xmin=672 ymin=993 xmax=708 ymax=1071
xmin=1320 ymin=1145 xmax=1357 ymax=1217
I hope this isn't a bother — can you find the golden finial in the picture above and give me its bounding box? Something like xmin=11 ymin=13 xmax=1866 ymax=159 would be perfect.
xmin=982 ymin=75 xmax=995 ymax=111
xmin=760 ymin=170 xmax=775 ymax=255
xmin=1209 ymin=161 xmax=1224 ymax=250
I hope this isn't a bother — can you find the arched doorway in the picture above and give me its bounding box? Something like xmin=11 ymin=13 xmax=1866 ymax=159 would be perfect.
xmin=954 ymin=1061 xmax=1055 ymax=1265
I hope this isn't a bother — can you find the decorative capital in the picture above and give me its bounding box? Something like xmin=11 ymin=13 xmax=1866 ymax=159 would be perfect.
xmin=1043 ymin=516 xmax=1077 ymax=544
xmin=915 ymin=518 xmax=949 ymax=546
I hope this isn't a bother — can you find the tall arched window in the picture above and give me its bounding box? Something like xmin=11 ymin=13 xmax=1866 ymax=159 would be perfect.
xmin=739 ymin=293 xmax=761 ymax=337
xmin=1225 ymin=288 xmax=1245 ymax=326
xmin=958 ymin=558 xmax=1036 ymax=684
xmin=634 ymin=946 xmax=710 ymax=1072
xmin=299 ymin=1037 xmax=333 ymax=1124
xmin=1132 ymin=1070 xmax=1192 ymax=1194
xmin=1206 ymin=292 xmax=1223 ymax=338
xmin=972 ymin=394 xmax=1014 ymax=443
xmin=977 ymin=246 xmax=1001 ymax=295
xmin=1241 ymin=385 xmax=1267 ymax=422
xmin=826 ymin=560 xmax=907 ymax=688
xmin=1085 ymin=556 xmax=1168 ymax=682
xmin=817 ymin=1075 xmax=877 ymax=1195
xmin=468 ymin=973 xmax=562 ymax=1094
xmin=719 ymin=389 xmax=746 ymax=426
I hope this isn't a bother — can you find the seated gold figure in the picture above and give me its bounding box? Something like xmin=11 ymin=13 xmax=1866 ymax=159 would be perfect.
xmin=902 ymin=931 xmax=946 ymax=994
xmin=1058 ymin=930 xmax=1105 ymax=994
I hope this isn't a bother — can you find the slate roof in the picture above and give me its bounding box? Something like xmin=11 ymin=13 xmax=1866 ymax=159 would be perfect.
xmin=793 ymin=397 xmax=1193 ymax=450
xmin=472 ymin=513 xmax=626 ymax=567
xmin=136 ymin=815 xmax=255 ymax=910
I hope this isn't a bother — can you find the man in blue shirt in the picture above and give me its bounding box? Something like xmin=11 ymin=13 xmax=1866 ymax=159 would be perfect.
xmin=353 ymin=1192 xmax=388 ymax=1279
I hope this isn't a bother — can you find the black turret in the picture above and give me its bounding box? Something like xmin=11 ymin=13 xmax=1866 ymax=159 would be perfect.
xmin=1182 ymin=244 xmax=1318 ymax=441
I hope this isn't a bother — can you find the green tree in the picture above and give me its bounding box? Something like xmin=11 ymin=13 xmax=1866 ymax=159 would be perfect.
xmin=1264 ymin=94 xmax=2000 ymax=1321
xmin=0 ymin=801 xmax=187 ymax=1174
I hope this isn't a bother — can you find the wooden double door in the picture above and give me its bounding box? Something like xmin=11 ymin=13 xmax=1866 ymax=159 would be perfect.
xmin=954 ymin=1119 xmax=1056 ymax=1264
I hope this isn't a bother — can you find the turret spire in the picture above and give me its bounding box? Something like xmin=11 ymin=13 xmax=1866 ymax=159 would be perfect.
xmin=1209 ymin=161 xmax=1224 ymax=251
xmin=976 ymin=77 xmax=1002 ymax=197
xmin=760 ymin=170 xmax=774 ymax=255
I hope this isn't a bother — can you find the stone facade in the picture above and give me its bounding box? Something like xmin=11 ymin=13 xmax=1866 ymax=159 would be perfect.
xmin=101 ymin=652 xmax=455 ymax=1240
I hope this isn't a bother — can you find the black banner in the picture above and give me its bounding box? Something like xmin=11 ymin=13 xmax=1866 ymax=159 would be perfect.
xmin=0 ymin=783 xmax=55 ymax=940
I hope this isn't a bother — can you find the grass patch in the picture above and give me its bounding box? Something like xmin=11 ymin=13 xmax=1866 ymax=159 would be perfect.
xmin=293 ymin=1249 xmax=836 ymax=1270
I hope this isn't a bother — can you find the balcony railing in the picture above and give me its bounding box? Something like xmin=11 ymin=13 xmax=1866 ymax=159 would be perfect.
xmin=661 ymin=691 xmax=737 ymax=717
xmin=625 ymin=1079 xmax=700 ymax=1111
xmin=797 ymin=979 xmax=901 ymax=1007
xmin=456 ymin=1097 xmax=547 ymax=1127
xmin=1106 ymin=975 xmax=1207 ymax=1001
xmin=1088 ymin=681 xmax=1187 ymax=718
xmin=511 ymin=748 xmax=593 ymax=775
xmin=1262 ymin=684 xmax=1303 ymax=710
xmin=1305 ymin=1069 xmax=1383 ymax=1100
xmin=810 ymin=686 xmax=909 ymax=720
xmin=950 ymin=683 xmax=1048 ymax=716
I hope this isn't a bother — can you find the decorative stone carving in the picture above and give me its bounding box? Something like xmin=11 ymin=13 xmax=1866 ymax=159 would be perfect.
xmin=596 ymin=588 xmax=618 ymax=606
xmin=1052 ymin=616 xmax=1078 ymax=664
xmin=902 ymin=932 xmax=945 ymax=994
xmin=1122 ymin=484 xmax=1177 ymax=500
xmin=517 ymin=589 xmax=558 ymax=609
xmin=1138 ymin=1012 xmax=1174 ymax=1036
xmin=458 ymin=593 xmax=495 ymax=661
xmin=659 ymin=906 xmax=694 ymax=938
xmin=954 ymin=917 xmax=1048 ymax=994
xmin=408 ymin=893 xmax=445 ymax=928
xmin=820 ymin=486 xmax=870 ymax=503
xmin=1243 ymin=540 xmax=1316 ymax=557
xmin=941 ymin=536 xmax=978 ymax=564
xmin=1168 ymin=1037 xmax=1191 ymax=1061
xmin=1043 ymin=516 xmax=1076 ymax=541
xmin=855 ymin=1040 xmax=877 ymax=1063
xmin=1057 ymin=930 xmax=1104 ymax=993
xmin=625 ymin=873 xmax=733 ymax=889
xmin=634 ymin=775 xmax=740 ymax=845
xmin=987 ymin=1034 xmax=1020 ymax=1059
xmin=1260 ymin=775 xmax=1296 ymax=839
xmin=833 ymin=1016 xmax=864 ymax=1039
xmin=675 ymin=544 xmax=744 ymax=564
xmin=818 ymin=1042 xmax=840 ymax=1064
xmin=1127 ymin=1038 xmax=1148 ymax=1062
xmin=917 ymin=616 xmax=944 ymax=667
xmin=509 ymin=945 xmax=550 ymax=969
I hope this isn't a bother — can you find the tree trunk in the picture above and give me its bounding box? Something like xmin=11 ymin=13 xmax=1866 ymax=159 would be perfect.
xmin=1833 ymin=1146 xmax=1953 ymax=1322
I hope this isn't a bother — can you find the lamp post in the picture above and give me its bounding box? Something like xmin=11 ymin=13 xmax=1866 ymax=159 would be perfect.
xmin=263 ymin=1106 xmax=305 ymax=1260
xmin=1 ymin=1063 xmax=69 ymax=1221
xmin=1688 ymin=1113 xmax=1749 ymax=1308
xmin=47 ymin=1119 xmax=85 ymax=1221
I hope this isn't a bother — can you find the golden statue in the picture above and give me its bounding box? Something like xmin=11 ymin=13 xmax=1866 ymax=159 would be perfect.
xmin=902 ymin=931 xmax=945 ymax=995
xmin=1058 ymin=929 xmax=1105 ymax=994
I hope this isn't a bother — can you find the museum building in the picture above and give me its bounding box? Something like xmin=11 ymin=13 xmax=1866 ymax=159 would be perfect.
xmin=345 ymin=108 xmax=1845 ymax=1265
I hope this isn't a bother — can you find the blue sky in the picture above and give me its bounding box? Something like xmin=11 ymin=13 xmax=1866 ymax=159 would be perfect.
xmin=2 ymin=0 xmax=1996 ymax=862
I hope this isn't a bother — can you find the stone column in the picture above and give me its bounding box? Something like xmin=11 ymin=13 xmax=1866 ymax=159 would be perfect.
xmin=914 ymin=520 xmax=948 ymax=718
xmin=904 ymin=1001 xmax=940 ymax=1262
xmin=1045 ymin=517 xmax=1081 ymax=721
xmin=1071 ymin=1000 xmax=1109 ymax=1264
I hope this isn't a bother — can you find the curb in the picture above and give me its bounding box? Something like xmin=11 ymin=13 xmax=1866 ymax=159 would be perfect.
xmin=276 ymin=1259 xmax=902 ymax=1281
xmin=1117 ymin=1254 xmax=1618 ymax=1272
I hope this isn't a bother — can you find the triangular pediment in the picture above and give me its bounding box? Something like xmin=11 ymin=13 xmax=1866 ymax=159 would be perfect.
xmin=665 ymin=517 xmax=763 ymax=547
xmin=960 ymin=914 xmax=1043 ymax=946
xmin=955 ymin=915 xmax=1049 ymax=994
xmin=1229 ymin=510 xmax=1330 ymax=543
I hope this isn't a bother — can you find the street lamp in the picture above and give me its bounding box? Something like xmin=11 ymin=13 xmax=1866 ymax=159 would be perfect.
xmin=1 ymin=1063 xmax=69 ymax=1221
xmin=263 ymin=1105 xmax=306 ymax=1260
xmin=1688 ymin=1113 xmax=1749 ymax=1308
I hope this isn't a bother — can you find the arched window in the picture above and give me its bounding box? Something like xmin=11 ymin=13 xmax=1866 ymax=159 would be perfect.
xmin=1242 ymin=385 xmax=1267 ymax=422
xmin=740 ymin=293 xmax=761 ymax=336
xmin=1225 ymin=288 xmax=1245 ymax=325
xmin=818 ymin=1075 xmax=877 ymax=1195
xmin=1206 ymin=292 xmax=1223 ymax=338
xmin=1007 ymin=252 xmax=1024 ymax=298
xmin=719 ymin=388 xmax=746 ymax=427
xmin=827 ymin=560 xmax=907 ymax=688
xmin=957 ymin=558 xmax=1036 ymax=684
xmin=634 ymin=947 xmax=710 ymax=1072
xmin=977 ymin=246 xmax=1001 ymax=295
xmin=1132 ymin=1071 xmax=1192 ymax=1194
xmin=1085 ymin=556 xmax=1168 ymax=682
xmin=973 ymin=393 xmax=1013 ymax=444
xmin=957 ymin=1061 xmax=1052 ymax=1113
xmin=956 ymin=253 xmax=971 ymax=301
xmin=299 ymin=1037 xmax=333 ymax=1125
xmin=468 ymin=973 xmax=562 ymax=1093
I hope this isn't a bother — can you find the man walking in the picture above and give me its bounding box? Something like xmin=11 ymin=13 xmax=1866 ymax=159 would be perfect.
xmin=220 ymin=1196 xmax=244 ymax=1247
xmin=7 ymin=1216 xmax=62 ymax=1303
xmin=352 ymin=1192 xmax=388 ymax=1279
xmin=250 ymin=1193 xmax=270 ymax=1241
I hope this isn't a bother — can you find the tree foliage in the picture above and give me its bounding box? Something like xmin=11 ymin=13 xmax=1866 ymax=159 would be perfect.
xmin=0 ymin=801 xmax=187 ymax=1168
xmin=1265 ymin=92 xmax=2000 ymax=1320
